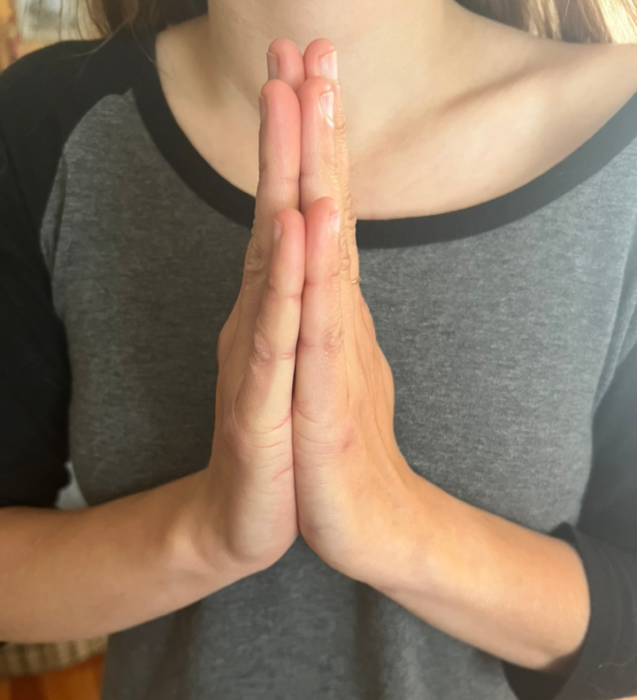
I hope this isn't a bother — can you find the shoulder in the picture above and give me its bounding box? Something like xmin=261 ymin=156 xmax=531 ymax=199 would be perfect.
xmin=493 ymin=37 xmax=637 ymax=173
xmin=590 ymin=41 xmax=637 ymax=94
xmin=524 ymin=39 xmax=637 ymax=116
xmin=0 ymin=29 xmax=150 ymax=232
xmin=0 ymin=30 xmax=142 ymax=128
xmin=0 ymin=28 xmax=151 ymax=137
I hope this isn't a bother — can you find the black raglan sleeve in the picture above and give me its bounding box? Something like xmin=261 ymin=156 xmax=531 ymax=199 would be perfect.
xmin=0 ymin=34 xmax=143 ymax=649
xmin=0 ymin=62 xmax=74 ymax=511
xmin=0 ymin=34 xmax=130 ymax=512
xmin=501 ymin=336 xmax=637 ymax=700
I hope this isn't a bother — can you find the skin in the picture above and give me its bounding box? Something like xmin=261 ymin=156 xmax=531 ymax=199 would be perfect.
xmin=155 ymin=1 xmax=637 ymax=220
xmin=152 ymin=0 xmax=637 ymax=685
xmin=270 ymin=40 xmax=410 ymax=577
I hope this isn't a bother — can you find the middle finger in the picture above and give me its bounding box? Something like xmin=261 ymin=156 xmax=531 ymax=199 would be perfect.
xmin=299 ymin=40 xmax=360 ymax=286
xmin=230 ymin=45 xmax=303 ymax=361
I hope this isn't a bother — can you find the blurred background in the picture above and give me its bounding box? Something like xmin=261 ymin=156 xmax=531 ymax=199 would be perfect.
xmin=0 ymin=0 xmax=95 ymax=69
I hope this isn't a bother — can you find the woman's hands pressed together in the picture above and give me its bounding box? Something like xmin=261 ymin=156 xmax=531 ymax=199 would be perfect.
xmin=201 ymin=37 xmax=422 ymax=585
xmin=263 ymin=38 xmax=422 ymax=585
xmin=185 ymin=37 xmax=600 ymax=685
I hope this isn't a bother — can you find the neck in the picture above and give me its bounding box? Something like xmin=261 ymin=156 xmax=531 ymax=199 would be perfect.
xmin=182 ymin=0 xmax=482 ymax=153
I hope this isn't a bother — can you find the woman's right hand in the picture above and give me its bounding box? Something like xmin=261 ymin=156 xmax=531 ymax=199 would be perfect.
xmin=195 ymin=43 xmax=308 ymax=572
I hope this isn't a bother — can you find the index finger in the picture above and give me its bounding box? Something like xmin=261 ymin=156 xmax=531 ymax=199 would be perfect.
xmin=301 ymin=39 xmax=360 ymax=284
xmin=230 ymin=55 xmax=303 ymax=363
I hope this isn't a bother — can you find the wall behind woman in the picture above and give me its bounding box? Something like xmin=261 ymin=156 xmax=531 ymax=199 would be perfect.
xmin=0 ymin=0 xmax=97 ymax=69
xmin=0 ymin=0 xmax=18 ymax=69
xmin=13 ymin=0 xmax=83 ymax=43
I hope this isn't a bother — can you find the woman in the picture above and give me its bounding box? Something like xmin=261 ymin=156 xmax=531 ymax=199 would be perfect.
xmin=0 ymin=0 xmax=636 ymax=697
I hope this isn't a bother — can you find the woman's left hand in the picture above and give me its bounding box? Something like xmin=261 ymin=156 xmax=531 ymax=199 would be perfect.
xmin=289 ymin=39 xmax=423 ymax=583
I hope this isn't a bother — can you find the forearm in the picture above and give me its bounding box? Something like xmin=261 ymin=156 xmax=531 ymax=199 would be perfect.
xmin=366 ymin=466 xmax=590 ymax=676
xmin=0 ymin=470 xmax=255 ymax=643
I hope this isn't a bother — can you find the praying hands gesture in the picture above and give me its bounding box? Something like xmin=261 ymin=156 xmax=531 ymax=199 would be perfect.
xmin=278 ymin=39 xmax=421 ymax=583
xmin=202 ymin=37 xmax=591 ymax=678
xmin=204 ymin=37 xmax=420 ymax=587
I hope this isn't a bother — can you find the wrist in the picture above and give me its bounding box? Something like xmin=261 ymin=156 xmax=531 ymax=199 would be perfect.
xmin=356 ymin=468 xmax=441 ymax=594
xmin=166 ymin=470 xmax=260 ymax=586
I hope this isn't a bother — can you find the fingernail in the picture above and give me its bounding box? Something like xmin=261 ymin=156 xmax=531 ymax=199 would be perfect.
xmin=320 ymin=90 xmax=334 ymax=124
xmin=267 ymin=52 xmax=279 ymax=80
xmin=259 ymin=95 xmax=267 ymax=121
xmin=330 ymin=209 xmax=340 ymax=235
xmin=320 ymin=50 xmax=338 ymax=81
xmin=273 ymin=217 xmax=283 ymax=241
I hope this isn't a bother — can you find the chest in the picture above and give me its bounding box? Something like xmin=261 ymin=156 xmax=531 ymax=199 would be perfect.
xmin=45 ymin=137 xmax=635 ymax=535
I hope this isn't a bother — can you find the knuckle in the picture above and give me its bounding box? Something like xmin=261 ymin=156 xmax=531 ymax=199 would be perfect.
xmin=264 ymin=266 xmax=303 ymax=311
xmin=251 ymin=324 xmax=275 ymax=368
xmin=328 ymin=242 xmax=349 ymax=277
xmin=323 ymin=153 xmax=340 ymax=181
xmin=277 ymin=174 xmax=302 ymax=189
xmin=243 ymin=236 xmax=268 ymax=279
xmin=293 ymin=403 xmax=350 ymax=455
xmin=333 ymin=429 xmax=355 ymax=456
xmin=264 ymin=267 xmax=281 ymax=299
xmin=219 ymin=414 xmax=244 ymax=453
xmin=277 ymin=346 xmax=298 ymax=363
xmin=342 ymin=188 xmax=356 ymax=225
xmin=265 ymin=410 xmax=293 ymax=437
xmin=258 ymin=162 xmax=300 ymax=191
xmin=251 ymin=320 xmax=297 ymax=367
xmin=339 ymin=251 xmax=352 ymax=274
xmin=327 ymin=422 xmax=356 ymax=456
xmin=321 ymin=320 xmax=345 ymax=359
xmin=335 ymin=120 xmax=348 ymax=143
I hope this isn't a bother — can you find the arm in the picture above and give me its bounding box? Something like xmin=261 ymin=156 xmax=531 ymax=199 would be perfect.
xmin=0 ymin=145 xmax=256 ymax=644
xmin=367 ymin=473 xmax=591 ymax=676
xmin=0 ymin=469 xmax=260 ymax=643
xmin=282 ymin=47 xmax=631 ymax=696
xmin=362 ymin=337 xmax=637 ymax=700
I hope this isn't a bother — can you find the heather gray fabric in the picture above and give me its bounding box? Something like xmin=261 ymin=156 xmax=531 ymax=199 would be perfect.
xmin=39 ymin=88 xmax=637 ymax=700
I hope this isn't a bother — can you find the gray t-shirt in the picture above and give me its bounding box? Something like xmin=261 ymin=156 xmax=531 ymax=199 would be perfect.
xmin=1 ymin=26 xmax=636 ymax=700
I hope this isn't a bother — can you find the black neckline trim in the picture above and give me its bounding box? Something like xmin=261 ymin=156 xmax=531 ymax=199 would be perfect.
xmin=130 ymin=26 xmax=637 ymax=249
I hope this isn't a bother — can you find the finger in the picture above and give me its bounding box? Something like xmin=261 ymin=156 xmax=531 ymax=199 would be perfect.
xmin=301 ymin=40 xmax=360 ymax=284
xmin=267 ymin=37 xmax=306 ymax=93
xmin=236 ymin=209 xmax=306 ymax=435
xmin=232 ymin=78 xmax=301 ymax=364
xmin=294 ymin=197 xmax=349 ymax=425
xmin=219 ymin=42 xmax=303 ymax=365
xmin=297 ymin=75 xmax=357 ymax=365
